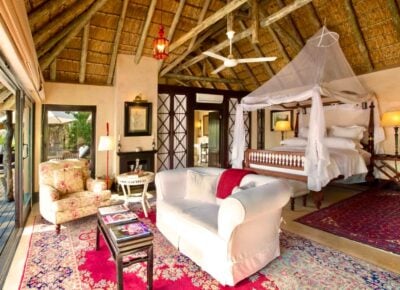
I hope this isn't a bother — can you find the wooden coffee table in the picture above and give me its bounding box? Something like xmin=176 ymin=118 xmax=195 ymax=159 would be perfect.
xmin=96 ymin=209 xmax=154 ymax=290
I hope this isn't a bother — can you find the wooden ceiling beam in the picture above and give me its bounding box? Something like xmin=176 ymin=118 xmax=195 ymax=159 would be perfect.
xmin=33 ymin=0 xmax=94 ymax=48
xmin=79 ymin=24 xmax=90 ymax=84
xmin=269 ymin=26 xmax=290 ymax=62
xmin=134 ymin=0 xmax=157 ymax=64
xmin=169 ymin=0 xmax=248 ymax=53
xmin=164 ymin=73 xmax=242 ymax=84
xmin=188 ymin=0 xmax=212 ymax=51
xmin=184 ymin=68 xmax=202 ymax=87
xmin=50 ymin=60 xmax=57 ymax=81
xmin=344 ymin=0 xmax=373 ymax=72
xmin=250 ymin=0 xmax=259 ymax=43
xmin=158 ymin=0 xmax=186 ymax=71
xmin=176 ymin=0 xmax=312 ymax=72
xmin=276 ymin=0 xmax=304 ymax=45
xmin=175 ymin=79 xmax=190 ymax=87
xmin=197 ymin=62 xmax=216 ymax=89
xmin=238 ymin=20 xmax=275 ymax=78
xmin=29 ymin=0 xmax=76 ymax=31
xmin=387 ymin=0 xmax=400 ymax=40
xmin=107 ymin=0 xmax=129 ymax=85
xmin=306 ymin=3 xmax=322 ymax=28
xmin=0 ymin=96 xmax=15 ymax=111
xmin=159 ymin=21 xmax=226 ymax=77
xmin=39 ymin=0 xmax=109 ymax=70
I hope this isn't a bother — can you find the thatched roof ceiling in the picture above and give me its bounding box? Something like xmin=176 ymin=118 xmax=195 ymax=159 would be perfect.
xmin=24 ymin=0 xmax=400 ymax=92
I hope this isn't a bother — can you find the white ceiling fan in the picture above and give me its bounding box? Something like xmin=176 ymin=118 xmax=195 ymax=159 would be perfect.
xmin=203 ymin=30 xmax=277 ymax=74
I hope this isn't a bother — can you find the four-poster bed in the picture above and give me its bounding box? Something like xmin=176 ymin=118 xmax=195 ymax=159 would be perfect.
xmin=231 ymin=26 xmax=385 ymax=209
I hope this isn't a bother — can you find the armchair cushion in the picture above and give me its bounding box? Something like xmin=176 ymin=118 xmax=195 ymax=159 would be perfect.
xmin=53 ymin=167 xmax=84 ymax=194
xmin=86 ymin=178 xmax=107 ymax=192
xmin=51 ymin=190 xmax=111 ymax=212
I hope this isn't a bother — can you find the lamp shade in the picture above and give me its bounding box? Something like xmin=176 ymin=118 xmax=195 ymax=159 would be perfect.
xmin=98 ymin=136 xmax=114 ymax=151
xmin=275 ymin=120 xmax=291 ymax=131
xmin=381 ymin=111 xmax=400 ymax=127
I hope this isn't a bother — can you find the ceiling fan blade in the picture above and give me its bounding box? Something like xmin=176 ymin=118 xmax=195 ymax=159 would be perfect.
xmin=203 ymin=51 xmax=227 ymax=62
xmin=211 ymin=65 xmax=227 ymax=74
xmin=237 ymin=57 xmax=277 ymax=63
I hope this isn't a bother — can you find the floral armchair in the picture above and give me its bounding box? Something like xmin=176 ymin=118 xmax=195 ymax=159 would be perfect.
xmin=39 ymin=159 xmax=112 ymax=233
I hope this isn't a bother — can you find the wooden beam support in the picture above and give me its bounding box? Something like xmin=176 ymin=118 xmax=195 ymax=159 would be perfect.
xmin=306 ymin=2 xmax=322 ymax=28
xmin=205 ymin=58 xmax=231 ymax=90
xmin=107 ymin=0 xmax=129 ymax=84
xmin=79 ymin=24 xmax=90 ymax=84
xmin=0 ymin=90 xmax=13 ymax=104
xmin=29 ymin=0 xmax=76 ymax=31
xmin=276 ymin=0 xmax=304 ymax=45
xmin=164 ymin=73 xmax=242 ymax=84
xmin=188 ymin=0 xmax=212 ymax=51
xmin=387 ymin=0 xmax=400 ymax=40
xmin=232 ymin=45 xmax=261 ymax=87
xmin=159 ymin=21 xmax=225 ymax=77
xmin=344 ymin=0 xmax=373 ymax=72
xmin=175 ymin=79 xmax=190 ymax=87
xmin=50 ymin=60 xmax=57 ymax=81
xmin=185 ymin=68 xmax=202 ymax=87
xmin=169 ymin=0 xmax=248 ymax=53
xmin=33 ymin=0 xmax=94 ymax=48
xmin=250 ymin=0 xmax=259 ymax=43
xmin=158 ymin=0 xmax=186 ymax=71
xmin=39 ymin=0 xmax=108 ymax=70
xmin=238 ymin=20 xmax=275 ymax=78
xmin=134 ymin=0 xmax=157 ymax=64
xmin=269 ymin=26 xmax=290 ymax=62
xmin=39 ymin=0 xmax=109 ymax=70
xmin=272 ymin=23 xmax=303 ymax=52
xmin=176 ymin=0 xmax=311 ymax=72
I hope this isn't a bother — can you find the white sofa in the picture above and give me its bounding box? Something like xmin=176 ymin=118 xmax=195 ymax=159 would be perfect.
xmin=155 ymin=167 xmax=291 ymax=286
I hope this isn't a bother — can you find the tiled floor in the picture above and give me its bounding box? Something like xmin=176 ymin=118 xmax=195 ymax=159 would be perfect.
xmin=3 ymin=184 xmax=400 ymax=289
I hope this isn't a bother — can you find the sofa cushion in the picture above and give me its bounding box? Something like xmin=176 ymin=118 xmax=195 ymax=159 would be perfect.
xmin=53 ymin=167 xmax=84 ymax=194
xmin=50 ymin=190 xmax=111 ymax=212
xmin=186 ymin=170 xmax=218 ymax=204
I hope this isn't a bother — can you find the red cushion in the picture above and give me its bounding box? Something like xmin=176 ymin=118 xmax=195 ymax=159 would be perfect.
xmin=216 ymin=169 xmax=255 ymax=199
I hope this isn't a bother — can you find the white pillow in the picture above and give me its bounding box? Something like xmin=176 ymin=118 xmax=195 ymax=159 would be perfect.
xmin=328 ymin=125 xmax=365 ymax=141
xmin=186 ymin=170 xmax=218 ymax=203
xmin=298 ymin=127 xmax=309 ymax=138
xmin=281 ymin=137 xmax=307 ymax=147
xmin=324 ymin=137 xmax=357 ymax=150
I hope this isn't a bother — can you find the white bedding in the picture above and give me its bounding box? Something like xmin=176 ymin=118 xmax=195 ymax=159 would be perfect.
xmin=250 ymin=146 xmax=369 ymax=184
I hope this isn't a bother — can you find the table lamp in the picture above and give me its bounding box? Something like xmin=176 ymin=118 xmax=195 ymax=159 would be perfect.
xmin=275 ymin=120 xmax=291 ymax=141
xmin=98 ymin=135 xmax=114 ymax=188
xmin=381 ymin=110 xmax=400 ymax=155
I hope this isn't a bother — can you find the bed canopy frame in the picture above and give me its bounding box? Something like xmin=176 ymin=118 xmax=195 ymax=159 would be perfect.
xmin=232 ymin=26 xmax=384 ymax=207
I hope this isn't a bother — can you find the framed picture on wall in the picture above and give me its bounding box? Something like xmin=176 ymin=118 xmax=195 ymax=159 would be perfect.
xmin=124 ymin=102 xmax=152 ymax=136
xmin=270 ymin=110 xmax=293 ymax=131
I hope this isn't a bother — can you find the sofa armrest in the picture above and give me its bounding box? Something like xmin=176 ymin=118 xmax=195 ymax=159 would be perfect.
xmin=218 ymin=180 xmax=290 ymax=240
xmin=39 ymin=184 xmax=60 ymax=202
xmin=155 ymin=168 xmax=188 ymax=202
xmin=86 ymin=178 xmax=107 ymax=193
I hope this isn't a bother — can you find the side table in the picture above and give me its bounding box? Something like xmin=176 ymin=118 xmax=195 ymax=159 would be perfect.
xmin=372 ymin=154 xmax=400 ymax=185
xmin=117 ymin=171 xmax=154 ymax=217
xmin=96 ymin=209 xmax=153 ymax=290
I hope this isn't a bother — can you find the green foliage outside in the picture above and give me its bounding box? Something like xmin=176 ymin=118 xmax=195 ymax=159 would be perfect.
xmin=67 ymin=112 xmax=92 ymax=150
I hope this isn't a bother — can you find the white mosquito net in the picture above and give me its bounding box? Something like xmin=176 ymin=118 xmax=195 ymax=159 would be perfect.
xmin=231 ymin=26 xmax=384 ymax=191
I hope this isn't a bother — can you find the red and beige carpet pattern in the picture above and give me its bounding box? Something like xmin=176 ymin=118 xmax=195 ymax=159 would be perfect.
xmin=296 ymin=187 xmax=400 ymax=255
xmin=19 ymin=205 xmax=400 ymax=289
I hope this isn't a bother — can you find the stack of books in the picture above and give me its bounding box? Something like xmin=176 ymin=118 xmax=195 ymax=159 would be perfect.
xmin=98 ymin=204 xmax=138 ymax=225
xmin=110 ymin=221 xmax=153 ymax=248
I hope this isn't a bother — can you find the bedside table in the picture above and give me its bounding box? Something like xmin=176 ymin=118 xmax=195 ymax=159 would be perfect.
xmin=372 ymin=154 xmax=400 ymax=185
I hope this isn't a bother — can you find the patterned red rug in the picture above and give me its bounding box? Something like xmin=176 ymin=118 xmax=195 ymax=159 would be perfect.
xmin=296 ymin=187 xmax=400 ymax=254
xmin=19 ymin=203 xmax=400 ymax=289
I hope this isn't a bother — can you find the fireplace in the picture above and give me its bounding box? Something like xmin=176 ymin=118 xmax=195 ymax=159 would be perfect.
xmin=117 ymin=150 xmax=156 ymax=174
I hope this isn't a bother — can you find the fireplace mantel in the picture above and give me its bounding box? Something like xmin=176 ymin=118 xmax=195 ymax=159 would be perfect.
xmin=117 ymin=150 xmax=157 ymax=174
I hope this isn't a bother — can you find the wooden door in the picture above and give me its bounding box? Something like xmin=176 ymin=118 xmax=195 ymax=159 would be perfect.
xmin=208 ymin=111 xmax=220 ymax=167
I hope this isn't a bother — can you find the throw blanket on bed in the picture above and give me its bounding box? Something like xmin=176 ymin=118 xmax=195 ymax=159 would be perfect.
xmin=216 ymin=169 xmax=255 ymax=199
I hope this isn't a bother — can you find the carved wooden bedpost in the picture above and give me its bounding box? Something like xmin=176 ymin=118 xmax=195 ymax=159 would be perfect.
xmin=294 ymin=108 xmax=300 ymax=137
xmin=366 ymin=101 xmax=375 ymax=183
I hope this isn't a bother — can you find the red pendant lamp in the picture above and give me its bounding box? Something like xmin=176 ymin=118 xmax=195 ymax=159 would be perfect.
xmin=153 ymin=25 xmax=169 ymax=60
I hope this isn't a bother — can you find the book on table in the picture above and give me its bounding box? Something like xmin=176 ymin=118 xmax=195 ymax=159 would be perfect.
xmin=98 ymin=204 xmax=129 ymax=215
xmin=102 ymin=211 xmax=138 ymax=225
xmin=110 ymin=221 xmax=152 ymax=243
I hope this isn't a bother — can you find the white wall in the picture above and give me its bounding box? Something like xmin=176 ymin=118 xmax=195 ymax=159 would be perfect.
xmin=34 ymin=55 xmax=158 ymax=191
